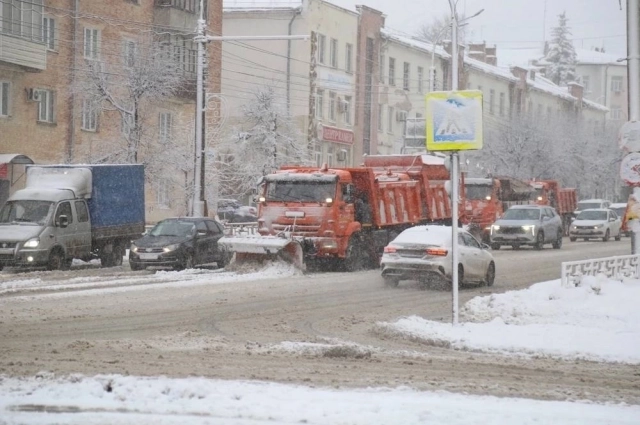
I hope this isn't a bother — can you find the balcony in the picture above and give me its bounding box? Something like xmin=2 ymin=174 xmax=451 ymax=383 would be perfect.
xmin=0 ymin=0 xmax=47 ymax=70
xmin=154 ymin=0 xmax=199 ymax=30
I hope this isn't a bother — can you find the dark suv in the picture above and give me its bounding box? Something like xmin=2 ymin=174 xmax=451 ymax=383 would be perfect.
xmin=217 ymin=199 xmax=242 ymax=221
xmin=129 ymin=217 xmax=231 ymax=271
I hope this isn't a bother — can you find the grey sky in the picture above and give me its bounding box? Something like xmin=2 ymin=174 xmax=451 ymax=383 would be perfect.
xmin=340 ymin=0 xmax=627 ymax=64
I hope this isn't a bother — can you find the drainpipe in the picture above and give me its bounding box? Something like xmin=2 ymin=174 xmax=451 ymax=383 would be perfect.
xmin=67 ymin=0 xmax=79 ymax=162
xmin=286 ymin=7 xmax=301 ymax=117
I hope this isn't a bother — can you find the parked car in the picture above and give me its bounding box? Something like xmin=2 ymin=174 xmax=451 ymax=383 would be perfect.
xmin=609 ymin=203 xmax=631 ymax=236
xmin=229 ymin=206 xmax=258 ymax=223
xmin=129 ymin=217 xmax=231 ymax=271
xmin=490 ymin=205 xmax=564 ymax=250
xmin=217 ymin=199 xmax=242 ymax=221
xmin=380 ymin=225 xmax=495 ymax=288
xmin=569 ymin=208 xmax=622 ymax=242
xmin=573 ymin=199 xmax=611 ymax=217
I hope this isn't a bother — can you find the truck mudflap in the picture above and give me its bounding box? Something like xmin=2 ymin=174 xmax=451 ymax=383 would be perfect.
xmin=218 ymin=235 xmax=304 ymax=270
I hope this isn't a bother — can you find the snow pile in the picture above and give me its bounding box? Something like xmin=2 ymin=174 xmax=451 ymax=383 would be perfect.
xmin=1 ymin=374 xmax=639 ymax=425
xmin=377 ymin=276 xmax=640 ymax=364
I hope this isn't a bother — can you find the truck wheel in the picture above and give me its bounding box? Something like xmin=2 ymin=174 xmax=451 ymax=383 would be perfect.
xmin=47 ymin=250 xmax=65 ymax=271
xmin=534 ymin=231 xmax=544 ymax=250
xmin=112 ymin=245 xmax=124 ymax=267
xmin=552 ymin=231 xmax=563 ymax=249
xmin=570 ymin=237 xmax=577 ymax=242
xmin=602 ymin=229 xmax=610 ymax=242
xmin=344 ymin=237 xmax=364 ymax=272
xmin=457 ymin=264 xmax=465 ymax=286
xmin=130 ymin=262 xmax=145 ymax=271
xmin=615 ymin=233 xmax=622 ymax=241
xmin=490 ymin=243 xmax=500 ymax=250
xmin=176 ymin=253 xmax=195 ymax=270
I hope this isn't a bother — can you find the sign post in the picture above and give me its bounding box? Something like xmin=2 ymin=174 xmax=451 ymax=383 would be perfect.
xmin=426 ymin=90 xmax=483 ymax=325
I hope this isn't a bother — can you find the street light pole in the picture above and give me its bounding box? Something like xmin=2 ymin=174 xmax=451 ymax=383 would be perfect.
xmin=190 ymin=5 xmax=308 ymax=217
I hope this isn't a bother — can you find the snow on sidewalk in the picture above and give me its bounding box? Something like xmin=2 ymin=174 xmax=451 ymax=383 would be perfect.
xmin=0 ymin=374 xmax=639 ymax=425
xmin=377 ymin=275 xmax=640 ymax=364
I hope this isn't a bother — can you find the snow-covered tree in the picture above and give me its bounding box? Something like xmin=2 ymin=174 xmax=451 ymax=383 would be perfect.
xmin=75 ymin=37 xmax=186 ymax=164
xmin=544 ymin=12 xmax=578 ymax=86
xmin=416 ymin=13 xmax=466 ymax=45
xmin=214 ymin=87 xmax=310 ymax=198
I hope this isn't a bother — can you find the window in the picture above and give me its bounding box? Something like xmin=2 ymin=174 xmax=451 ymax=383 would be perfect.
xmin=387 ymin=106 xmax=393 ymax=133
xmin=489 ymin=89 xmax=495 ymax=115
xmin=330 ymin=38 xmax=338 ymax=68
xmin=378 ymin=105 xmax=383 ymax=132
xmin=168 ymin=0 xmax=196 ymax=12
xmin=122 ymin=114 xmax=133 ymax=138
xmin=417 ymin=67 xmax=424 ymax=93
xmin=317 ymin=33 xmax=326 ymax=64
xmin=123 ymin=40 xmax=137 ymax=67
xmin=344 ymin=95 xmax=352 ymax=125
xmin=0 ymin=81 xmax=9 ymax=117
xmin=388 ymin=57 xmax=396 ymax=86
xmin=156 ymin=180 xmax=170 ymax=207
xmin=316 ymin=89 xmax=324 ymax=119
xmin=611 ymin=76 xmax=623 ymax=93
xmin=499 ymin=92 xmax=505 ymax=116
xmin=159 ymin=112 xmax=172 ymax=143
xmin=611 ymin=106 xmax=622 ymax=120
xmin=314 ymin=144 xmax=322 ymax=167
xmin=75 ymin=201 xmax=89 ymax=222
xmin=81 ymin=99 xmax=97 ymax=131
xmin=477 ymin=85 xmax=483 ymax=92
xmin=42 ymin=16 xmax=55 ymax=50
xmin=403 ymin=62 xmax=410 ymax=91
xmin=329 ymin=92 xmax=336 ymax=122
xmin=36 ymin=89 xmax=54 ymax=123
xmin=84 ymin=28 xmax=100 ymax=59
xmin=327 ymin=145 xmax=334 ymax=167
xmin=2 ymin=0 xmax=43 ymax=41
xmin=345 ymin=43 xmax=353 ymax=73
xmin=56 ymin=202 xmax=73 ymax=225
xmin=379 ymin=54 xmax=385 ymax=83
xmin=582 ymin=75 xmax=590 ymax=92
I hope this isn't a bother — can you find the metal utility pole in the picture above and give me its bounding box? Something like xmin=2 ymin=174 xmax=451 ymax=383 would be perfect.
xmin=629 ymin=0 xmax=639 ymax=123
xmin=191 ymin=3 xmax=308 ymax=217
xmin=447 ymin=0 xmax=461 ymax=325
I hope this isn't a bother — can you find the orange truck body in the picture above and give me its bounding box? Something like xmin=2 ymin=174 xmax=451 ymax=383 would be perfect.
xmin=254 ymin=154 xmax=458 ymax=267
xmin=528 ymin=180 xmax=577 ymax=232
xmin=463 ymin=176 xmax=533 ymax=241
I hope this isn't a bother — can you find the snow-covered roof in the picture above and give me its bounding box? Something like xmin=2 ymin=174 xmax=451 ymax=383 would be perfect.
xmin=464 ymin=56 xmax=517 ymax=83
xmin=223 ymin=0 xmax=302 ymax=8
xmin=575 ymin=48 xmax=625 ymax=66
xmin=380 ymin=28 xmax=450 ymax=60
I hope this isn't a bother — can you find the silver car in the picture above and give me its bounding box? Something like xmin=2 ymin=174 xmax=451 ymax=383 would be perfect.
xmin=380 ymin=225 xmax=496 ymax=288
xmin=489 ymin=205 xmax=564 ymax=250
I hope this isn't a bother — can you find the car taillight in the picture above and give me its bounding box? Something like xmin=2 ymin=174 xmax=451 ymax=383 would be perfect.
xmin=383 ymin=246 xmax=397 ymax=253
xmin=426 ymin=247 xmax=448 ymax=256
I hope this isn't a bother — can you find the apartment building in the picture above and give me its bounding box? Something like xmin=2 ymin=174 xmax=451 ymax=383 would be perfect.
xmin=222 ymin=0 xmax=358 ymax=166
xmin=0 ymin=0 xmax=222 ymax=221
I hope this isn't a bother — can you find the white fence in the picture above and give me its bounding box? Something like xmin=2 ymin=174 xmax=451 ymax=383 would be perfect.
xmin=561 ymin=254 xmax=640 ymax=287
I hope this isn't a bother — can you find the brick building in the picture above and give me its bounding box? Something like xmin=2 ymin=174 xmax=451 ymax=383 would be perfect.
xmin=0 ymin=0 xmax=222 ymax=221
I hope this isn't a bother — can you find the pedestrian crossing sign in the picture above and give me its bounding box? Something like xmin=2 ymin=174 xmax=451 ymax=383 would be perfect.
xmin=426 ymin=90 xmax=483 ymax=151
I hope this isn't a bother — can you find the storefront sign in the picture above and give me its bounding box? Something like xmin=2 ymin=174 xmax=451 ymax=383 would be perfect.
xmin=319 ymin=125 xmax=354 ymax=145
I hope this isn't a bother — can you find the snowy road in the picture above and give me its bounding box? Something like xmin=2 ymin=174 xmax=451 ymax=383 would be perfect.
xmin=1 ymin=238 xmax=639 ymax=408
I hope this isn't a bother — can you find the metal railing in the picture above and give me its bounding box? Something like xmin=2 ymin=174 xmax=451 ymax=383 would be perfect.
xmin=561 ymin=254 xmax=640 ymax=287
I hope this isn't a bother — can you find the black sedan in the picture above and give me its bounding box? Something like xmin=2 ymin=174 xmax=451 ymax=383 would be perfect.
xmin=129 ymin=218 xmax=231 ymax=271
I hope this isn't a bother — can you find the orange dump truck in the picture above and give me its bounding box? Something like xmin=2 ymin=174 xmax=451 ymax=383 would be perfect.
xmin=463 ymin=176 xmax=534 ymax=242
xmin=219 ymin=154 xmax=459 ymax=271
xmin=528 ymin=180 xmax=578 ymax=233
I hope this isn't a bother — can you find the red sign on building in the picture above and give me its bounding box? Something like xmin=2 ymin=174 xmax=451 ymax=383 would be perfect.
xmin=0 ymin=164 xmax=7 ymax=179
xmin=319 ymin=125 xmax=354 ymax=145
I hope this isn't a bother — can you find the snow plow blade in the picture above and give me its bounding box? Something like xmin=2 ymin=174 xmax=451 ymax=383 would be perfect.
xmin=218 ymin=235 xmax=304 ymax=270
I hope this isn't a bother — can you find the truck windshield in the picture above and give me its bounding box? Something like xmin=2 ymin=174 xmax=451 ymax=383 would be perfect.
xmin=150 ymin=220 xmax=196 ymax=237
xmin=465 ymin=184 xmax=493 ymax=200
xmin=0 ymin=200 xmax=53 ymax=225
xmin=265 ymin=181 xmax=336 ymax=203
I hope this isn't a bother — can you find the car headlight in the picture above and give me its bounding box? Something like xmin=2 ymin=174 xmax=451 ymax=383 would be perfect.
xmin=130 ymin=244 xmax=138 ymax=253
xmin=594 ymin=224 xmax=604 ymax=229
xmin=163 ymin=244 xmax=179 ymax=253
xmin=521 ymin=225 xmax=535 ymax=233
xmin=491 ymin=225 xmax=500 ymax=231
xmin=571 ymin=225 xmax=577 ymax=230
xmin=23 ymin=238 xmax=40 ymax=248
